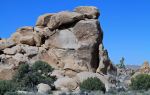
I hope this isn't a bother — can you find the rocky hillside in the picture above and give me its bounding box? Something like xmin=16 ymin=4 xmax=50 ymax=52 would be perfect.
xmin=0 ymin=6 xmax=117 ymax=92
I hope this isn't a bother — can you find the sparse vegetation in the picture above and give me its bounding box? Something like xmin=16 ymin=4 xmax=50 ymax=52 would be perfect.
xmin=13 ymin=61 xmax=56 ymax=91
xmin=0 ymin=61 xmax=55 ymax=94
xmin=79 ymin=77 xmax=106 ymax=93
xmin=130 ymin=74 xmax=150 ymax=90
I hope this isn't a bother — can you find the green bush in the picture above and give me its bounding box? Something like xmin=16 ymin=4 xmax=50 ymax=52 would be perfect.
xmin=130 ymin=74 xmax=150 ymax=90
xmin=12 ymin=61 xmax=56 ymax=91
xmin=32 ymin=60 xmax=53 ymax=74
xmin=13 ymin=64 xmax=29 ymax=82
xmin=79 ymin=77 xmax=106 ymax=93
xmin=0 ymin=80 xmax=17 ymax=95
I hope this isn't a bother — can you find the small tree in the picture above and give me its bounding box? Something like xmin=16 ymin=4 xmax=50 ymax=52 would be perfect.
xmin=116 ymin=57 xmax=126 ymax=69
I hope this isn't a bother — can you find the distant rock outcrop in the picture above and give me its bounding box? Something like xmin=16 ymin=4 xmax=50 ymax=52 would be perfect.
xmin=140 ymin=61 xmax=150 ymax=73
xmin=132 ymin=61 xmax=150 ymax=78
xmin=0 ymin=6 xmax=116 ymax=91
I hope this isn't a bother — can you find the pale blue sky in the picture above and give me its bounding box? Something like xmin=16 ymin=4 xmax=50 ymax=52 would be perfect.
xmin=0 ymin=0 xmax=150 ymax=65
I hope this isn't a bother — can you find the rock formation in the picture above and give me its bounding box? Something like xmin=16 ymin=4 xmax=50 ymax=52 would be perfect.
xmin=0 ymin=6 xmax=116 ymax=90
xmin=139 ymin=61 xmax=150 ymax=73
xmin=132 ymin=61 xmax=150 ymax=79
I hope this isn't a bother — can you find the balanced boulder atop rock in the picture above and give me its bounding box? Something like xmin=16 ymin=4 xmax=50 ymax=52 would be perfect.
xmin=36 ymin=13 xmax=53 ymax=26
xmin=74 ymin=6 xmax=100 ymax=19
xmin=47 ymin=11 xmax=84 ymax=30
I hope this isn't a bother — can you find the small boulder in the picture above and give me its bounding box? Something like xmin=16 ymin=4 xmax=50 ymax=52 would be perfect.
xmin=20 ymin=36 xmax=35 ymax=46
xmin=21 ymin=45 xmax=38 ymax=57
xmin=34 ymin=26 xmax=56 ymax=38
xmin=11 ymin=26 xmax=41 ymax=46
xmin=37 ymin=83 xmax=51 ymax=94
xmin=11 ymin=26 xmax=34 ymax=44
xmin=4 ymin=47 xmax=18 ymax=55
xmin=0 ymin=39 xmax=16 ymax=50
xmin=54 ymin=76 xmax=78 ymax=91
xmin=36 ymin=13 xmax=53 ymax=26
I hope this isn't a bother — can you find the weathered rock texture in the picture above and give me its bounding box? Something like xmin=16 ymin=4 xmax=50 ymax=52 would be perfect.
xmin=0 ymin=6 xmax=116 ymax=90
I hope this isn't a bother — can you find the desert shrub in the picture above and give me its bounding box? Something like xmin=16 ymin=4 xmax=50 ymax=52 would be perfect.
xmin=32 ymin=60 xmax=53 ymax=74
xmin=130 ymin=74 xmax=150 ymax=90
xmin=0 ymin=80 xmax=17 ymax=95
xmin=12 ymin=61 xmax=56 ymax=91
xmin=79 ymin=77 xmax=106 ymax=93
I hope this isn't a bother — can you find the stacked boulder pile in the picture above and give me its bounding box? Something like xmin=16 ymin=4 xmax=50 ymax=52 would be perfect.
xmin=132 ymin=61 xmax=150 ymax=78
xmin=139 ymin=61 xmax=150 ymax=73
xmin=0 ymin=6 xmax=116 ymax=92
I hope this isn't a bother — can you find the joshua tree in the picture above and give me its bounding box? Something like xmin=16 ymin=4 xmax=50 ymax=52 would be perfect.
xmin=116 ymin=57 xmax=126 ymax=69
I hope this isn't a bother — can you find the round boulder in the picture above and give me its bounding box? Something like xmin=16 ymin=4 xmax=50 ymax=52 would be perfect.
xmin=37 ymin=83 xmax=51 ymax=94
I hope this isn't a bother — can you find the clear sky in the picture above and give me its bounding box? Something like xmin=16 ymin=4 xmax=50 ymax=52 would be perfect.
xmin=0 ymin=0 xmax=150 ymax=65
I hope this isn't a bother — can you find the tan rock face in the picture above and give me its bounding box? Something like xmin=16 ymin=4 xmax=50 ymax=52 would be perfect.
xmin=0 ymin=64 xmax=16 ymax=80
xmin=97 ymin=44 xmax=117 ymax=75
xmin=0 ymin=6 xmax=116 ymax=81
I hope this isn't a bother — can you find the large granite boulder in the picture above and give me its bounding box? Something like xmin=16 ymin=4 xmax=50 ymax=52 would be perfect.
xmin=54 ymin=76 xmax=78 ymax=91
xmin=44 ymin=19 xmax=102 ymax=73
xmin=47 ymin=11 xmax=84 ymax=30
